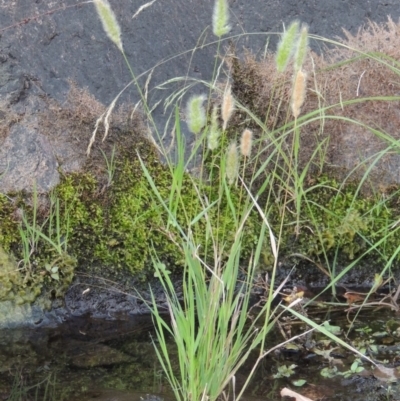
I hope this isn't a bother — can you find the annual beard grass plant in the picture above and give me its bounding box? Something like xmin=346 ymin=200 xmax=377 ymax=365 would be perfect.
xmin=144 ymin=183 xmax=280 ymax=401
xmin=92 ymin=1 xmax=394 ymax=399
xmin=92 ymin=2 xmax=283 ymax=400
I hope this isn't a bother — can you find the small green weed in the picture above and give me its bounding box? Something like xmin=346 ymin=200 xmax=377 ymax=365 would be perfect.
xmin=273 ymin=364 xmax=298 ymax=379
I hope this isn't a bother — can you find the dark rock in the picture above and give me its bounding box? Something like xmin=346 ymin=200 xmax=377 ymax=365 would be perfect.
xmin=0 ymin=117 xmax=59 ymax=192
xmin=0 ymin=0 xmax=399 ymax=193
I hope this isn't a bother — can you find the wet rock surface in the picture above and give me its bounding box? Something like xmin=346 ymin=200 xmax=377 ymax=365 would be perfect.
xmin=0 ymin=256 xmax=391 ymax=330
xmin=62 ymin=270 xmax=175 ymax=319
xmin=0 ymin=261 xmax=185 ymax=328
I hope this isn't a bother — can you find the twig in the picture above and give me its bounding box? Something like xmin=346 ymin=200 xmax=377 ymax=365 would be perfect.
xmin=356 ymin=70 xmax=366 ymax=97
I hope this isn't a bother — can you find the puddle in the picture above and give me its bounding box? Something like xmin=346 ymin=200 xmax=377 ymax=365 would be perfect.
xmin=1 ymin=307 xmax=400 ymax=400
xmin=0 ymin=316 xmax=168 ymax=400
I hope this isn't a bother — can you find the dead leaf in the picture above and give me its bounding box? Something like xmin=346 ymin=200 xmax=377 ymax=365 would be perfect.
xmin=281 ymin=387 xmax=315 ymax=401
xmin=283 ymin=291 xmax=304 ymax=303
xmin=372 ymin=364 xmax=400 ymax=383
xmin=343 ymin=292 xmax=366 ymax=304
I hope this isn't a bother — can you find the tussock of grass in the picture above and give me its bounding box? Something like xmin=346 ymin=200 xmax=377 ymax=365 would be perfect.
xmin=89 ymin=3 xmax=400 ymax=399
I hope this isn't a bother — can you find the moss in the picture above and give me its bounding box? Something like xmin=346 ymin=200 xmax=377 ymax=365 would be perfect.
xmin=285 ymin=177 xmax=400 ymax=264
xmin=0 ymin=245 xmax=24 ymax=300
xmin=51 ymin=133 xmax=400 ymax=277
xmin=0 ymin=188 xmax=78 ymax=304
xmin=1 ymin=122 xmax=400 ymax=306
xmin=0 ymin=194 xmax=20 ymax=252
xmin=55 ymin=137 xmax=264 ymax=275
xmin=0 ymin=244 xmax=45 ymax=304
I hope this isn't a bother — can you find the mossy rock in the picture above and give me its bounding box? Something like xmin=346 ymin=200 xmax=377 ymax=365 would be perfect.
xmin=2 ymin=85 xmax=400 ymax=309
xmin=53 ymin=135 xmax=266 ymax=275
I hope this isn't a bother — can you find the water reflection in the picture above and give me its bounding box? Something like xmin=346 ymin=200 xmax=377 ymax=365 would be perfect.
xmin=1 ymin=309 xmax=400 ymax=401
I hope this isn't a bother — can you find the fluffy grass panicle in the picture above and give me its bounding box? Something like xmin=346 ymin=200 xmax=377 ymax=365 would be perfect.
xmin=240 ymin=128 xmax=253 ymax=157
xmin=222 ymin=85 xmax=235 ymax=131
xmin=294 ymin=24 xmax=309 ymax=71
xmin=276 ymin=20 xmax=299 ymax=73
xmin=212 ymin=0 xmax=231 ymax=37
xmin=291 ymin=69 xmax=307 ymax=119
xmin=208 ymin=106 xmax=221 ymax=150
xmin=226 ymin=141 xmax=239 ymax=185
xmin=93 ymin=0 xmax=123 ymax=53
xmin=186 ymin=94 xmax=207 ymax=134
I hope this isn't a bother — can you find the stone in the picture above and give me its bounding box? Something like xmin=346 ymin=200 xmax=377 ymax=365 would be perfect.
xmin=0 ymin=0 xmax=399 ymax=193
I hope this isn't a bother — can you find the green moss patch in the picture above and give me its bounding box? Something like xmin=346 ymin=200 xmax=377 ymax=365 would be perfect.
xmin=1 ymin=124 xmax=400 ymax=305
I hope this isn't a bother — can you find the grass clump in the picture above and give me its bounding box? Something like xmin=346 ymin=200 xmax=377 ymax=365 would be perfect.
xmin=0 ymin=191 xmax=75 ymax=304
xmin=92 ymin=0 xmax=391 ymax=399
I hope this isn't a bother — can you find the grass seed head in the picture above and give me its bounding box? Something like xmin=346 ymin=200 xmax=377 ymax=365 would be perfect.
xmin=226 ymin=141 xmax=239 ymax=185
xmin=186 ymin=94 xmax=207 ymax=134
xmin=240 ymin=128 xmax=253 ymax=157
xmin=294 ymin=24 xmax=309 ymax=71
xmin=222 ymin=85 xmax=235 ymax=131
xmin=208 ymin=106 xmax=221 ymax=150
xmin=93 ymin=0 xmax=124 ymax=53
xmin=276 ymin=20 xmax=300 ymax=73
xmin=291 ymin=69 xmax=307 ymax=119
xmin=213 ymin=0 xmax=231 ymax=37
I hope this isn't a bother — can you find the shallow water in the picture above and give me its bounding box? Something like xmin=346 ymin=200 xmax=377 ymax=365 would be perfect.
xmin=1 ymin=307 xmax=400 ymax=401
